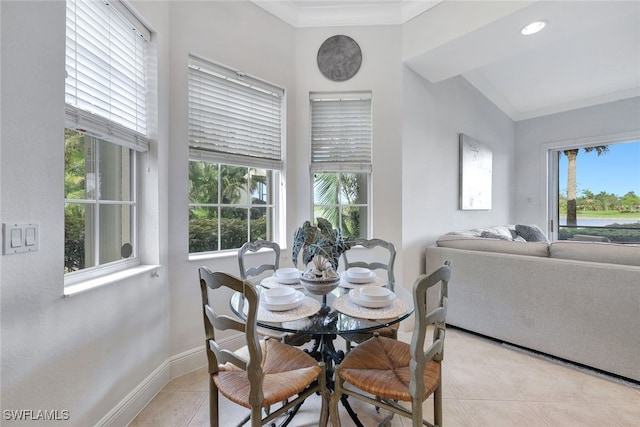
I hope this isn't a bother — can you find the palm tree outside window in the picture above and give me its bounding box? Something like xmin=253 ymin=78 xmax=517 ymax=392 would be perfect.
xmin=310 ymin=92 xmax=372 ymax=239
xmin=551 ymin=140 xmax=640 ymax=243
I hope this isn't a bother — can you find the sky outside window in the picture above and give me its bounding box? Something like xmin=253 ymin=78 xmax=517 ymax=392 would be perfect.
xmin=559 ymin=141 xmax=640 ymax=197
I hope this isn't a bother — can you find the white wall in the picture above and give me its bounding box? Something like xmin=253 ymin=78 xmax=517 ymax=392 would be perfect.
xmin=0 ymin=1 xmax=171 ymax=425
xmin=166 ymin=4 xmax=406 ymax=358
xmin=401 ymin=67 xmax=516 ymax=284
xmin=514 ymin=97 xmax=640 ymax=227
xmin=293 ymin=24 xmax=404 ymax=280
xmin=163 ymin=0 xmax=297 ymax=358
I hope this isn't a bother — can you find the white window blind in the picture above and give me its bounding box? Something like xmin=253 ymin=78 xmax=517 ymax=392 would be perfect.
xmin=310 ymin=92 xmax=372 ymax=173
xmin=65 ymin=0 xmax=149 ymax=151
xmin=188 ymin=56 xmax=284 ymax=170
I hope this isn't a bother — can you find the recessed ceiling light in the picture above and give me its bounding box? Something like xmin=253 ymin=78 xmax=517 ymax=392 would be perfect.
xmin=521 ymin=20 xmax=548 ymax=35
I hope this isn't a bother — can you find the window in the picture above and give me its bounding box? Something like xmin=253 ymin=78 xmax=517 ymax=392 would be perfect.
xmin=549 ymin=139 xmax=640 ymax=243
xmin=64 ymin=0 xmax=150 ymax=277
xmin=65 ymin=130 xmax=135 ymax=272
xmin=189 ymin=163 xmax=275 ymax=252
xmin=188 ymin=56 xmax=284 ymax=254
xmin=310 ymin=92 xmax=372 ymax=239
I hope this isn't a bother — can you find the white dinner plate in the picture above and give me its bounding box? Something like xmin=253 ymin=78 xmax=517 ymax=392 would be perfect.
xmin=343 ymin=270 xmax=377 ymax=284
xmin=260 ymin=276 xmax=303 ymax=289
xmin=349 ymin=288 xmax=395 ymax=308
xmin=273 ymin=271 xmax=301 ymax=284
xmin=260 ymin=290 xmax=305 ymax=311
xmin=339 ymin=275 xmax=386 ymax=289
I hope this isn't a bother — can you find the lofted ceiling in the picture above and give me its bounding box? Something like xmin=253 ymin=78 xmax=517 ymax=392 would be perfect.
xmin=250 ymin=0 xmax=640 ymax=121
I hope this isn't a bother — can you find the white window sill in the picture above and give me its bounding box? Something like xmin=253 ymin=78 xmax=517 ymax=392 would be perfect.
xmin=188 ymin=245 xmax=287 ymax=263
xmin=63 ymin=264 xmax=160 ymax=297
xmin=189 ymin=251 xmax=237 ymax=263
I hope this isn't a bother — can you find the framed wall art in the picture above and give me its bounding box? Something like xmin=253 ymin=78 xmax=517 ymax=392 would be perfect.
xmin=459 ymin=133 xmax=492 ymax=210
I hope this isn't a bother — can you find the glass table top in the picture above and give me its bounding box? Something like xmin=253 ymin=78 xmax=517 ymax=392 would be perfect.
xmin=229 ymin=280 xmax=414 ymax=336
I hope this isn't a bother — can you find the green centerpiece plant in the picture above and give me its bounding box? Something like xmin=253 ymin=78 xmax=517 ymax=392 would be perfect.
xmin=292 ymin=218 xmax=351 ymax=293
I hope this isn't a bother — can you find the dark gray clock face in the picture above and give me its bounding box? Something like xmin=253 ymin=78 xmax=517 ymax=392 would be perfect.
xmin=317 ymin=35 xmax=362 ymax=82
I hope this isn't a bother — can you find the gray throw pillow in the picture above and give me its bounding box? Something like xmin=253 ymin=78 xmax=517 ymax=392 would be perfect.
xmin=515 ymin=224 xmax=549 ymax=243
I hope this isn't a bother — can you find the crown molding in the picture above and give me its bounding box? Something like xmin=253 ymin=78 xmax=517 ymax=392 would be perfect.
xmin=252 ymin=1 xmax=300 ymax=26
xmin=251 ymin=0 xmax=442 ymax=28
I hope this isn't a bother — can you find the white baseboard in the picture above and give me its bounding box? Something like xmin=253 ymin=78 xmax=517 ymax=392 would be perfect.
xmin=96 ymin=334 xmax=246 ymax=427
xmin=96 ymin=359 xmax=171 ymax=427
xmin=169 ymin=345 xmax=208 ymax=380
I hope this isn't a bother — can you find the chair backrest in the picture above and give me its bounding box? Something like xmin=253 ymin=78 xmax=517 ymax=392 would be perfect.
xmin=238 ymin=240 xmax=281 ymax=281
xmin=342 ymin=238 xmax=396 ymax=284
xmin=198 ymin=267 xmax=265 ymax=404
xmin=410 ymin=261 xmax=451 ymax=399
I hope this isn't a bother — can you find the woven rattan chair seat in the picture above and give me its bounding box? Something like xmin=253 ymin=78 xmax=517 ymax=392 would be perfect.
xmin=214 ymin=338 xmax=322 ymax=408
xmin=338 ymin=336 xmax=440 ymax=402
xmin=341 ymin=323 xmax=398 ymax=344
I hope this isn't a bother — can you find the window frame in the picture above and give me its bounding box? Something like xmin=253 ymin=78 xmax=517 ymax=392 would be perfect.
xmin=64 ymin=132 xmax=139 ymax=281
xmin=64 ymin=0 xmax=150 ymax=285
xmin=311 ymin=171 xmax=371 ymax=239
xmin=309 ymin=92 xmax=373 ymax=238
xmin=187 ymin=56 xmax=285 ymax=255
xmin=188 ymin=159 xmax=280 ymax=255
xmin=545 ymin=132 xmax=640 ymax=242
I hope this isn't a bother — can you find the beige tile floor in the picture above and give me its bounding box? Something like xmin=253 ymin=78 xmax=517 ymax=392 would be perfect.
xmin=129 ymin=327 xmax=640 ymax=426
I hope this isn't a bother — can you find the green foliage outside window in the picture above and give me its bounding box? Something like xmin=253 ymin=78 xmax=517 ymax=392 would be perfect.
xmin=557 ymin=189 xmax=640 ymax=243
xmin=313 ymin=172 xmax=367 ymax=240
xmin=559 ymin=190 xmax=640 ymax=214
xmin=65 ymin=130 xmax=87 ymax=272
xmin=189 ymin=161 xmax=272 ymax=253
xmin=188 ymin=216 xmax=267 ymax=253
xmin=65 ymin=130 xmax=87 ymax=199
xmin=65 ymin=206 xmax=86 ymax=272
xmin=65 ymin=130 xmax=134 ymax=273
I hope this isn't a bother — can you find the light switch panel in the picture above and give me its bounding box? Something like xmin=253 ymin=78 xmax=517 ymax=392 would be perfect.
xmin=3 ymin=223 xmax=39 ymax=255
xmin=11 ymin=228 xmax=23 ymax=248
xmin=25 ymin=227 xmax=37 ymax=246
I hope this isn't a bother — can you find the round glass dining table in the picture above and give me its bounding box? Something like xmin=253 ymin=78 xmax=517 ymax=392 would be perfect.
xmin=229 ymin=277 xmax=414 ymax=426
xmin=229 ymin=277 xmax=414 ymax=344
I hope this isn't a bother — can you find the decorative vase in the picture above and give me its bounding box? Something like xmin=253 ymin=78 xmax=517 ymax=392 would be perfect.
xmin=299 ymin=269 xmax=340 ymax=295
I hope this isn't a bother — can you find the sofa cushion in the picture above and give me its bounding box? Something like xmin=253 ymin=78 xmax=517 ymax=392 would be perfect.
xmin=448 ymin=225 xmax=514 ymax=240
xmin=436 ymin=235 xmax=550 ymax=257
xmin=550 ymin=241 xmax=640 ymax=267
xmin=480 ymin=231 xmax=511 ymax=240
xmin=515 ymin=224 xmax=549 ymax=243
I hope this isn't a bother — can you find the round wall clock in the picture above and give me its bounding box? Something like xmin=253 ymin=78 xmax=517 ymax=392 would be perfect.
xmin=317 ymin=35 xmax=362 ymax=82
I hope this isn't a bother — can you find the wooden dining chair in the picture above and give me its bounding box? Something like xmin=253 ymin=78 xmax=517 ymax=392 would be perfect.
xmin=341 ymin=238 xmax=398 ymax=350
xmin=342 ymin=238 xmax=396 ymax=289
xmin=238 ymin=240 xmax=281 ymax=283
xmin=238 ymin=240 xmax=311 ymax=345
xmin=198 ymin=268 xmax=329 ymax=427
xmin=330 ymin=261 xmax=451 ymax=427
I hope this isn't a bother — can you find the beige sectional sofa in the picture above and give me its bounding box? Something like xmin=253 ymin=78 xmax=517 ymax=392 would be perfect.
xmin=425 ymin=226 xmax=640 ymax=382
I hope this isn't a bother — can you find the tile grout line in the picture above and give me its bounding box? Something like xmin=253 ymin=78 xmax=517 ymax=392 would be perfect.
xmin=185 ymin=396 xmax=207 ymax=427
